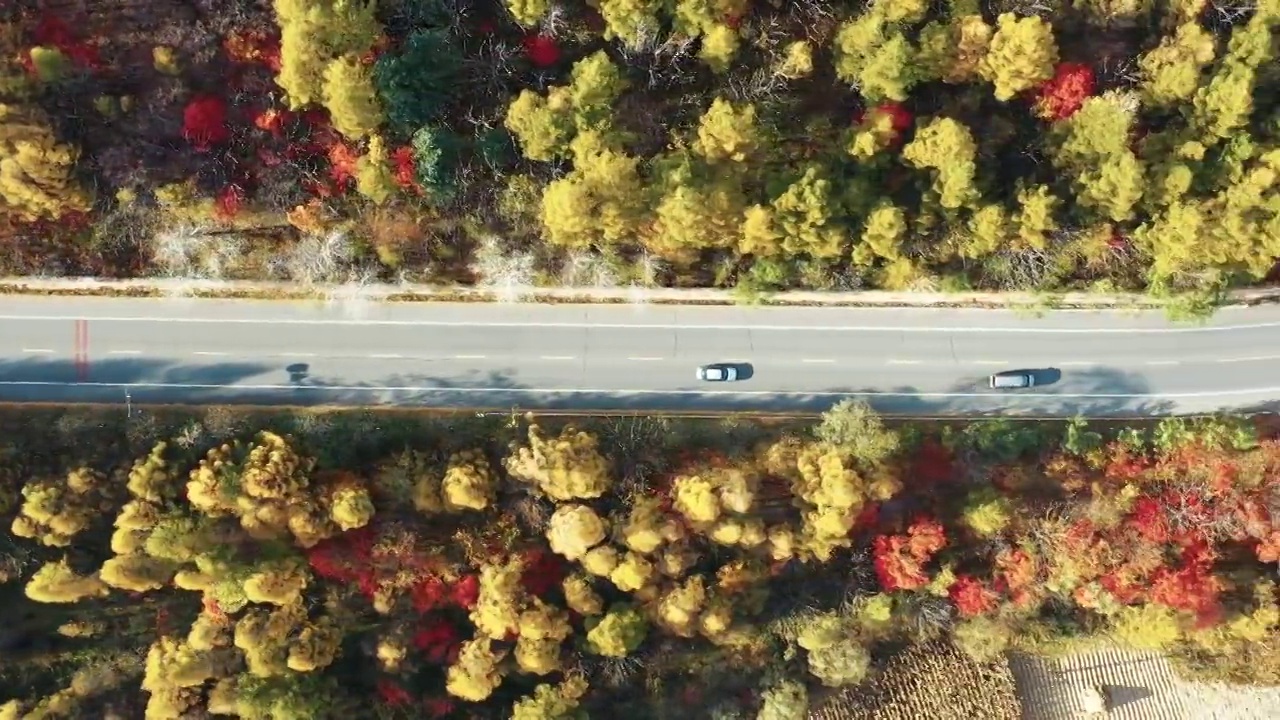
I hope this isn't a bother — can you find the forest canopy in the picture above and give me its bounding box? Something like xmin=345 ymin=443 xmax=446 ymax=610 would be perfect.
xmin=0 ymin=0 xmax=1277 ymax=303
xmin=1 ymin=404 xmax=1280 ymax=718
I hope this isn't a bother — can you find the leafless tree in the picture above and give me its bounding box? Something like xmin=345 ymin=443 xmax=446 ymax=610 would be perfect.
xmin=471 ymin=235 xmax=536 ymax=302
xmin=150 ymin=224 xmax=245 ymax=295
xmin=282 ymin=229 xmax=356 ymax=285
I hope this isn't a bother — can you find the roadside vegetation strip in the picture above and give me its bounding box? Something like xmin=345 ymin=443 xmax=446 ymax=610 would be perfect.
xmin=3 ymin=277 xmax=1280 ymax=312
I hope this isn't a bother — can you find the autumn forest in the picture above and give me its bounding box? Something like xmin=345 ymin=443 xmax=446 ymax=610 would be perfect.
xmin=0 ymin=0 xmax=1278 ymax=303
xmin=1 ymin=403 xmax=1280 ymax=718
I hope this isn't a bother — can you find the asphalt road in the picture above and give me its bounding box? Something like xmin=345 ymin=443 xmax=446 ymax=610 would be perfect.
xmin=3 ymin=296 xmax=1280 ymax=416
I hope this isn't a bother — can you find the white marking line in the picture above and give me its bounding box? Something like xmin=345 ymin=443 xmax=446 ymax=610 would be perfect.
xmin=1146 ymin=360 xmax=1179 ymax=366
xmin=1216 ymin=355 xmax=1280 ymax=363
xmin=192 ymin=351 xmax=229 ymax=356
xmin=21 ymin=348 xmax=53 ymax=354
xmin=1058 ymin=361 xmax=1098 ymax=366
xmin=368 ymin=353 xmax=403 ymax=359
xmin=540 ymin=355 xmax=576 ymax=361
xmin=277 ymin=352 xmax=316 ymax=358
xmin=971 ymin=360 xmax=1008 ymax=366
xmin=454 ymin=354 xmax=487 ymax=360
xmin=107 ymin=349 xmax=142 ymax=355
xmin=628 ymin=356 xmax=663 ymax=361
xmin=801 ymin=358 xmax=835 ymax=364
xmin=886 ymin=359 xmax=923 ymax=365
xmin=6 ymin=313 xmax=1280 ymax=334
xmin=4 ymin=379 xmax=1279 ymax=401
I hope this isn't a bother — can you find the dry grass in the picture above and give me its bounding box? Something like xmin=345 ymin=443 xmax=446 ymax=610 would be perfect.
xmin=1008 ymin=645 xmax=1280 ymax=720
xmin=808 ymin=640 xmax=1021 ymax=720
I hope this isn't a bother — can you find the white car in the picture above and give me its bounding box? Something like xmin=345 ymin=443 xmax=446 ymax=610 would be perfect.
xmin=697 ymin=364 xmax=738 ymax=382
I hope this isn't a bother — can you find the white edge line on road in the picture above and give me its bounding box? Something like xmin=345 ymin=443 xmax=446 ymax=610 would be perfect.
xmin=1146 ymin=360 xmax=1179 ymax=366
xmin=801 ymin=358 xmax=835 ymax=363
xmin=1216 ymin=355 xmax=1280 ymax=363
xmin=192 ymin=351 xmax=229 ymax=356
xmin=1057 ymin=361 xmax=1098 ymax=366
xmin=886 ymin=359 xmax=923 ymax=365
xmin=368 ymin=353 xmax=403 ymax=359
xmin=628 ymin=356 xmax=663 ymax=361
xmin=6 ymin=314 xmax=1280 ymax=334
xmin=540 ymin=355 xmax=576 ymax=360
xmin=2 ymin=380 xmax=1279 ymax=401
xmin=107 ymin=349 xmax=142 ymax=355
xmin=21 ymin=348 xmax=53 ymax=353
xmin=454 ymin=354 xmax=487 ymax=360
xmin=970 ymin=360 xmax=1008 ymax=366
xmin=277 ymin=353 xmax=316 ymax=358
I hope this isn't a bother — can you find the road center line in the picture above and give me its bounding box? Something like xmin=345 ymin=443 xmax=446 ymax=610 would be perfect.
xmin=107 ymin=349 xmax=142 ymax=355
xmin=801 ymin=358 xmax=835 ymax=364
xmin=971 ymin=360 xmax=1008 ymax=366
xmin=1057 ymin=361 xmax=1098 ymax=366
xmin=277 ymin=352 xmax=316 ymax=358
xmin=540 ymin=355 xmax=576 ymax=360
xmin=192 ymin=351 xmax=229 ymax=356
xmin=454 ymin=354 xmax=487 ymax=360
xmin=628 ymin=356 xmax=662 ymax=361
xmin=368 ymin=353 xmax=403 ymax=359
xmin=886 ymin=359 xmax=922 ymax=365
xmin=1146 ymin=360 xmax=1179 ymax=366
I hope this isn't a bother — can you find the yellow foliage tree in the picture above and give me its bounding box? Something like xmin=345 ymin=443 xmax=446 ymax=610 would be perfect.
xmin=25 ymin=559 xmax=109 ymax=603
xmin=322 ymin=53 xmax=383 ymax=140
xmin=471 ymin=558 xmax=527 ymax=639
xmin=693 ymin=98 xmax=759 ymax=163
xmin=902 ymin=117 xmax=980 ymax=210
xmin=699 ymin=24 xmax=740 ymax=73
xmin=547 ymin=504 xmax=609 ymax=561
xmin=355 ymin=134 xmax=398 ymax=205
xmin=505 ymin=424 xmax=613 ymax=501
xmin=1139 ymin=22 xmax=1216 ymax=106
xmin=446 ymin=638 xmax=507 ymax=701
xmin=273 ymin=0 xmax=380 ymax=109
xmin=11 ymin=468 xmax=100 ymax=547
xmin=440 ymin=450 xmax=498 ymax=511
xmin=978 ymin=14 xmax=1058 ymax=101
xmin=0 ymin=102 xmax=92 ymax=220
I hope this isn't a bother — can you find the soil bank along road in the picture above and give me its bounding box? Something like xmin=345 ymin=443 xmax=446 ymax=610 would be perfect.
xmin=4 ymin=296 xmax=1280 ymax=416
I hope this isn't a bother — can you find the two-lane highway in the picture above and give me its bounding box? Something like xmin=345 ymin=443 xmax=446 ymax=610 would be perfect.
xmin=3 ymin=296 xmax=1280 ymax=415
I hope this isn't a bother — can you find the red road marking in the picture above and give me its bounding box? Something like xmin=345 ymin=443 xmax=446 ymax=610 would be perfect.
xmin=74 ymin=319 xmax=88 ymax=381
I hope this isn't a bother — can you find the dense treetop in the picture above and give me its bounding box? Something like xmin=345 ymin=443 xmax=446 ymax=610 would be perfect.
xmin=1 ymin=405 xmax=1280 ymax=718
xmin=0 ymin=1 xmax=1277 ymax=303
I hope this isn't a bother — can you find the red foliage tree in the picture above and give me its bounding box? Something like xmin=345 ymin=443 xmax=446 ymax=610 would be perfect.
xmin=327 ymin=143 xmax=359 ymax=188
xmin=1034 ymin=62 xmax=1094 ymax=121
xmin=29 ymin=15 xmax=101 ymax=70
xmin=391 ymin=146 xmax=419 ymax=191
xmin=376 ymin=679 xmax=413 ymax=707
xmin=521 ymin=549 xmax=568 ymax=597
xmin=872 ymin=517 xmax=948 ymax=592
xmin=523 ymin=35 xmax=561 ymax=67
xmin=1256 ymin=530 xmax=1280 ymax=563
xmin=1126 ymin=496 xmax=1171 ymax=544
xmin=853 ymin=102 xmax=914 ymax=147
xmin=993 ymin=548 xmax=1036 ymax=594
xmin=413 ymin=617 xmax=463 ymax=664
xmin=911 ymin=439 xmax=955 ymax=484
xmin=182 ymin=95 xmax=231 ymax=151
xmin=949 ymin=575 xmax=1000 ymax=617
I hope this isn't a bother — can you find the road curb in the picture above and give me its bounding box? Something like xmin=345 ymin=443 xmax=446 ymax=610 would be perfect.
xmin=4 ymin=277 xmax=1280 ymax=311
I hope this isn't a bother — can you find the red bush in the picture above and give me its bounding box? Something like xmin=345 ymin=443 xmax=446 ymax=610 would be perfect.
xmin=30 ymin=15 xmax=101 ymax=70
xmin=327 ymin=142 xmax=359 ymax=188
xmin=1034 ymin=62 xmax=1094 ymax=121
xmin=182 ymin=95 xmax=231 ymax=151
xmin=948 ymin=575 xmax=999 ymax=617
xmin=523 ymin=35 xmax=561 ymax=67
xmin=214 ymin=185 xmax=243 ymax=219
